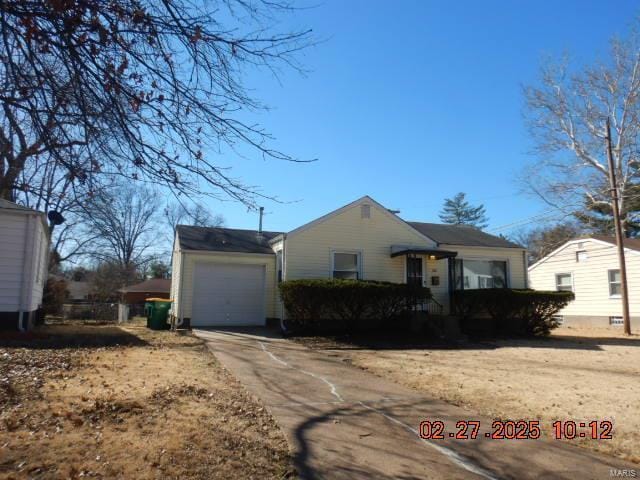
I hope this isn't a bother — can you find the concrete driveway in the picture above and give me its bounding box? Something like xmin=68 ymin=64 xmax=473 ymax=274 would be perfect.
xmin=195 ymin=328 xmax=630 ymax=480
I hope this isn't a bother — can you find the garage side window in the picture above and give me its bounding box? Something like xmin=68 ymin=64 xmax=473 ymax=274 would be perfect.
xmin=332 ymin=252 xmax=361 ymax=280
xmin=555 ymin=273 xmax=573 ymax=292
xmin=608 ymin=269 xmax=621 ymax=297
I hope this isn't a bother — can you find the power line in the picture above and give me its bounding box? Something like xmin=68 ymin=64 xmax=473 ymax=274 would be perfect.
xmin=489 ymin=209 xmax=564 ymax=233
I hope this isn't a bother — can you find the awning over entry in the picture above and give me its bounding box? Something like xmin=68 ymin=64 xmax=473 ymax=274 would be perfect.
xmin=390 ymin=245 xmax=458 ymax=259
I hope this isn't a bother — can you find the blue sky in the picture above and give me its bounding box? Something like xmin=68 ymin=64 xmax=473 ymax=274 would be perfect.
xmin=201 ymin=0 xmax=640 ymax=236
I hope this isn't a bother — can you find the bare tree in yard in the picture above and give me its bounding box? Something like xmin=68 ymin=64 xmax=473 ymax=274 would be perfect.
xmin=10 ymin=144 xmax=110 ymax=266
xmin=512 ymin=222 xmax=582 ymax=264
xmin=524 ymin=27 xmax=640 ymax=237
xmin=91 ymin=260 xmax=141 ymax=302
xmin=0 ymin=0 xmax=313 ymax=209
xmin=164 ymin=202 xmax=225 ymax=230
xmin=82 ymin=183 xmax=159 ymax=283
xmin=147 ymin=261 xmax=170 ymax=279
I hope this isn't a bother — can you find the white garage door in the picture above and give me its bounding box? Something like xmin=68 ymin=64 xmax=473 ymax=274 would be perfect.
xmin=191 ymin=263 xmax=266 ymax=326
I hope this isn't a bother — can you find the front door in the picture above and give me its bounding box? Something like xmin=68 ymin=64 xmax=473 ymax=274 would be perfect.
xmin=406 ymin=256 xmax=423 ymax=287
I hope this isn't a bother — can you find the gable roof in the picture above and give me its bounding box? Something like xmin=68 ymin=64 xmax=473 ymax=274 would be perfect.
xmin=529 ymin=235 xmax=640 ymax=271
xmin=0 ymin=198 xmax=50 ymax=233
xmin=286 ymin=195 xmax=437 ymax=245
xmin=0 ymin=199 xmax=35 ymax=212
xmin=590 ymin=235 xmax=640 ymax=252
xmin=407 ymin=222 xmax=523 ymax=249
xmin=176 ymin=225 xmax=280 ymax=254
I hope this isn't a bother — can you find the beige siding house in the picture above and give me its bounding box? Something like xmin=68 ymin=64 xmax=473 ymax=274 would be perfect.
xmin=528 ymin=236 xmax=640 ymax=328
xmin=170 ymin=196 xmax=527 ymax=327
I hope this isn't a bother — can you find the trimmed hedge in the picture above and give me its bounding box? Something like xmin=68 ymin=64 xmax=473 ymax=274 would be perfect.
xmin=452 ymin=289 xmax=575 ymax=336
xmin=279 ymin=279 xmax=431 ymax=332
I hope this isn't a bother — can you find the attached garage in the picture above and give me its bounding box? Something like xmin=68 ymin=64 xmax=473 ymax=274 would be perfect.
xmin=170 ymin=226 xmax=279 ymax=328
xmin=191 ymin=263 xmax=266 ymax=326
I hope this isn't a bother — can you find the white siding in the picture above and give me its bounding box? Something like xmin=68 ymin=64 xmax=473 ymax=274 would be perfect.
xmin=529 ymin=239 xmax=640 ymax=317
xmin=0 ymin=213 xmax=27 ymax=309
xmin=178 ymin=251 xmax=277 ymax=320
xmin=285 ymin=201 xmax=434 ymax=282
xmin=0 ymin=211 xmax=48 ymax=312
xmin=169 ymin=232 xmax=182 ymax=317
xmin=29 ymin=219 xmax=49 ymax=310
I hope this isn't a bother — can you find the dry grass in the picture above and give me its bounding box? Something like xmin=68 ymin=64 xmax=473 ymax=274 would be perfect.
xmin=298 ymin=326 xmax=640 ymax=465
xmin=0 ymin=323 xmax=293 ymax=479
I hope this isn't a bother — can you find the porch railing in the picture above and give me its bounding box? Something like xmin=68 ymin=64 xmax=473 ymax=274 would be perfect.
xmin=415 ymin=297 xmax=444 ymax=316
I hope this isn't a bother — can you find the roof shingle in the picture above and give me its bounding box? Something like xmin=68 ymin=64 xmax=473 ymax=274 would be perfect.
xmin=0 ymin=199 xmax=39 ymax=212
xmin=407 ymin=222 xmax=523 ymax=249
xmin=590 ymin=235 xmax=640 ymax=252
xmin=176 ymin=225 xmax=280 ymax=254
xmin=118 ymin=278 xmax=171 ymax=293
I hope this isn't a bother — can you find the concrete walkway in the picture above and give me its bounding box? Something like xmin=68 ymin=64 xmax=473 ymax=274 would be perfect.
xmin=195 ymin=328 xmax=629 ymax=480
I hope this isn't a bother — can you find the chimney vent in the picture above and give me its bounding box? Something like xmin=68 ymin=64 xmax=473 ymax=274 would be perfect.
xmin=257 ymin=206 xmax=264 ymax=238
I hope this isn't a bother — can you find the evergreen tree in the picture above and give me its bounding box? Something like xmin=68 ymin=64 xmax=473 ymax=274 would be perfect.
xmin=439 ymin=192 xmax=489 ymax=229
xmin=574 ymin=177 xmax=640 ymax=238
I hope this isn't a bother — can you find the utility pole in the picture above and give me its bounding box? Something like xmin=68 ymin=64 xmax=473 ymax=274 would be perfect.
xmin=605 ymin=117 xmax=632 ymax=335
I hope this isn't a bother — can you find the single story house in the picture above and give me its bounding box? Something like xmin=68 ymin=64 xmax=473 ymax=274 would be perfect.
xmin=169 ymin=196 xmax=527 ymax=327
xmin=528 ymin=235 xmax=639 ymax=328
xmin=118 ymin=278 xmax=172 ymax=304
xmin=66 ymin=280 xmax=92 ymax=303
xmin=0 ymin=199 xmax=50 ymax=331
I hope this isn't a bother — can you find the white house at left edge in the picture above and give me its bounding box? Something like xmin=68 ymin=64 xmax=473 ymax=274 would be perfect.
xmin=169 ymin=196 xmax=528 ymax=328
xmin=0 ymin=199 xmax=50 ymax=331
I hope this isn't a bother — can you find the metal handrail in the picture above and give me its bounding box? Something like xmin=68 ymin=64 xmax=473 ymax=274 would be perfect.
xmin=415 ymin=297 xmax=444 ymax=315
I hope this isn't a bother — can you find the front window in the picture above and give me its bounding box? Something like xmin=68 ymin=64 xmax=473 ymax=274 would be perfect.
xmin=454 ymin=259 xmax=507 ymax=289
xmin=332 ymin=252 xmax=360 ymax=279
xmin=608 ymin=269 xmax=621 ymax=297
xmin=555 ymin=273 xmax=573 ymax=292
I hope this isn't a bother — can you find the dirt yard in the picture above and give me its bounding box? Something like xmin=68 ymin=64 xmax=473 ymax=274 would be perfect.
xmin=298 ymin=326 xmax=640 ymax=465
xmin=0 ymin=323 xmax=293 ymax=479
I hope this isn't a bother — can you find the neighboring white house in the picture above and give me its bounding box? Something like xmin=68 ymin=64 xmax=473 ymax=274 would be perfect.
xmin=528 ymin=236 xmax=640 ymax=328
xmin=170 ymin=196 xmax=527 ymax=328
xmin=0 ymin=199 xmax=50 ymax=331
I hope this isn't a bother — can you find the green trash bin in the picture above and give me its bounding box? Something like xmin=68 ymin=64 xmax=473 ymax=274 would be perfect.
xmin=145 ymin=298 xmax=172 ymax=330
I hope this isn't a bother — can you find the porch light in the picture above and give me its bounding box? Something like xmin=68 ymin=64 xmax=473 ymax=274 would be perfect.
xmin=429 ymin=255 xmax=436 ymax=260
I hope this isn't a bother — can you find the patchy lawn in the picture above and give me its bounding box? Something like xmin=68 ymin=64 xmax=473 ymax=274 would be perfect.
xmin=0 ymin=323 xmax=293 ymax=479
xmin=296 ymin=326 xmax=640 ymax=465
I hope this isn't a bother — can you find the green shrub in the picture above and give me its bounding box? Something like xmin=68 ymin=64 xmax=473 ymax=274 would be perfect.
xmin=452 ymin=289 xmax=574 ymax=337
xmin=278 ymin=279 xmax=431 ymax=332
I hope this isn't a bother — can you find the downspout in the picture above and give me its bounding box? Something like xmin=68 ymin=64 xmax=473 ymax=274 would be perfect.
xmin=17 ymin=215 xmax=34 ymax=332
xmin=177 ymin=249 xmax=186 ymax=327
xmin=280 ymin=233 xmax=287 ymax=332
xmin=523 ymin=250 xmax=529 ymax=289
xmin=23 ymin=218 xmax=37 ymax=330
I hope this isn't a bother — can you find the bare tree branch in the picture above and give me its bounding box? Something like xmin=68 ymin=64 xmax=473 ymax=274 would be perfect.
xmin=0 ymin=0 xmax=315 ymax=209
xmin=523 ymin=27 xmax=640 ymax=236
